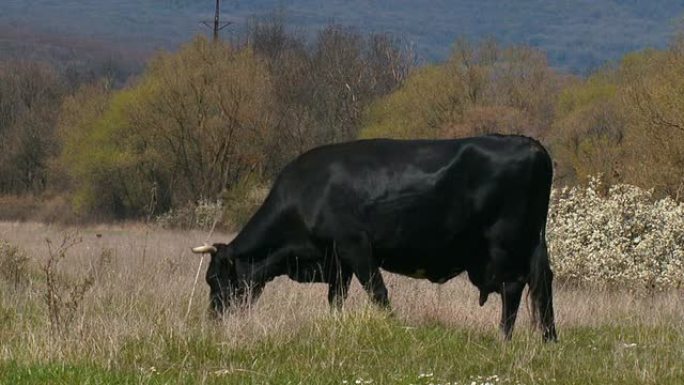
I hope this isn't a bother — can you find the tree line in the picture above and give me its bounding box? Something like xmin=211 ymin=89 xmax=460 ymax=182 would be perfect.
xmin=1 ymin=21 xmax=683 ymax=224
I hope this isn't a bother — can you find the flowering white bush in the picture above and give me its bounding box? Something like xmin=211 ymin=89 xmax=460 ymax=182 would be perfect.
xmin=155 ymin=199 xmax=224 ymax=230
xmin=548 ymin=177 xmax=684 ymax=288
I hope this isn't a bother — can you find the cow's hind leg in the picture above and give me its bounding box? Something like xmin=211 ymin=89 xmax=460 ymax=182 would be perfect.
xmin=529 ymin=238 xmax=558 ymax=342
xmin=489 ymin=244 xmax=525 ymax=340
xmin=337 ymin=236 xmax=390 ymax=309
xmin=500 ymin=280 xmax=524 ymax=340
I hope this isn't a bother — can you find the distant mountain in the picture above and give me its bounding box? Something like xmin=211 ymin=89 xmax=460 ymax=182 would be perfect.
xmin=2 ymin=0 xmax=684 ymax=74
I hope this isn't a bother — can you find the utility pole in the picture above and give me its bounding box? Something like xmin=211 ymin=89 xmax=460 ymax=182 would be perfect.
xmin=202 ymin=0 xmax=231 ymax=42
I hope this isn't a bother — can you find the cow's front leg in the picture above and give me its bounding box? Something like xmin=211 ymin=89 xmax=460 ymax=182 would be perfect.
xmin=337 ymin=236 xmax=390 ymax=309
xmin=327 ymin=264 xmax=353 ymax=310
xmin=356 ymin=264 xmax=389 ymax=308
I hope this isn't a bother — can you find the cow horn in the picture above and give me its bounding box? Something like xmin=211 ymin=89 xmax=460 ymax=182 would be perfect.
xmin=191 ymin=244 xmax=217 ymax=254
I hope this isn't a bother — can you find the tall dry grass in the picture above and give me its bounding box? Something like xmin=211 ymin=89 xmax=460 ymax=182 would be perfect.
xmin=1 ymin=220 xmax=682 ymax=368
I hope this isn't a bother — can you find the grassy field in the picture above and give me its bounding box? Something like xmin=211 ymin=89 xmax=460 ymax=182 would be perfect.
xmin=1 ymin=221 xmax=683 ymax=384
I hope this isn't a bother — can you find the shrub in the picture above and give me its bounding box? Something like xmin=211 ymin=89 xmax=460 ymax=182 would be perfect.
xmin=550 ymin=43 xmax=684 ymax=196
xmin=360 ymin=40 xmax=562 ymax=141
xmin=220 ymin=176 xmax=270 ymax=231
xmin=0 ymin=195 xmax=40 ymax=221
xmin=58 ymin=37 xmax=277 ymax=219
xmin=155 ymin=199 xmax=225 ymax=231
xmin=43 ymin=233 xmax=94 ymax=335
xmin=548 ymin=177 xmax=684 ymax=288
xmin=0 ymin=240 xmax=29 ymax=290
xmin=154 ymin=176 xmax=270 ymax=232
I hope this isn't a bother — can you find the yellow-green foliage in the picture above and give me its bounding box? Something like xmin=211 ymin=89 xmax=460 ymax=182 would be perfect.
xmin=620 ymin=46 xmax=684 ymax=197
xmin=551 ymin=73 xmax=624 ymax=185
xmin=360 ymin=40 xmax=561 ymax=141
xmin=58 ymin=37 xmax=276 ymax=218
xmin=551 ymin=43 xmax=684 ymax=196
xmin=59 ymin=82 xmax=155 ymax=217
xmin=361 ymin=65 xmax=463 ymax=139
xmin=127 ymin=37 xmax=276 ymax=211
xmin=555 ymin=75 xmax=617 ymax=118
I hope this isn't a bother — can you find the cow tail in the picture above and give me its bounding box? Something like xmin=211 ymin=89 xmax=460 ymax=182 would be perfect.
xmin=526 ymin=146 xmax=556 ymax=335
xmin=528 ymin=224 xmax=551 ymax=327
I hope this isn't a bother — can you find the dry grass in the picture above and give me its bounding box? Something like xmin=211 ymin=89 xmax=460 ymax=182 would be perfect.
xmin=1 ymin=221 xmax=683 ymax=384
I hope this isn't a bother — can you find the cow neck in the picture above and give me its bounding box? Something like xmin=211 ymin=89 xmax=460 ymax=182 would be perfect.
xmin=230 ymin=193 xmax=283 ymax=262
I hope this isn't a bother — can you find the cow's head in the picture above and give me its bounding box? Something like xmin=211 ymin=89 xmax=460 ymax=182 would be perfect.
xmin=191 ymin=243 xmax=238 ymax=316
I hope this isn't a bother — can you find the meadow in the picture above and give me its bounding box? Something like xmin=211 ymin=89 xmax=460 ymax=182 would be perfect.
xmin=1 ymin=220 xmax=683 ymax=385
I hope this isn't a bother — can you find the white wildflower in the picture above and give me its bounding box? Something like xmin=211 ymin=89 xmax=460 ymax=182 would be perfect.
xmin=548 ymin=176 xmax=684 ymax=288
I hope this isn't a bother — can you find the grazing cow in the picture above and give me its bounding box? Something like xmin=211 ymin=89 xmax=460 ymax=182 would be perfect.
xmin=192 ymin=135 xmax=557 ymax=341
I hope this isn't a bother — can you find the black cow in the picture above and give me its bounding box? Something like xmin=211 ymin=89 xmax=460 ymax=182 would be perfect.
xmin=192 ymin=135 xmax=557 ymax=341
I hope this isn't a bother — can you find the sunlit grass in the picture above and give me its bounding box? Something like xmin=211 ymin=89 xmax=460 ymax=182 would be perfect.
xmin=1 ymin=221 xmax=683 ymax=384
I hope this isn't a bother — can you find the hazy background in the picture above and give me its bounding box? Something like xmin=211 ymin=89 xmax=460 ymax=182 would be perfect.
xmin=3 ymin=0 xmax=684 ymax=73
xmin=3 ymin=0 xmax=684 ymax=223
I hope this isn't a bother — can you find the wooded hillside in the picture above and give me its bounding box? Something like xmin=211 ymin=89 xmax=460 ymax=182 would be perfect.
xmin=1 ymin=20 xmax=683 ymax=226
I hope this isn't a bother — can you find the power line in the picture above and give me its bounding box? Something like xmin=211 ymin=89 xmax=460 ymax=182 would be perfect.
xmin=201 ymin=0 xmax=231 ymax=41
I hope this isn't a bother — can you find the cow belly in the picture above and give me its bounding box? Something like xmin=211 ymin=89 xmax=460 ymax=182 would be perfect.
xmin=285 ymin=261 xmax=327 ymax=283
xmin=377 ymin=248 xmax=467 ymax=284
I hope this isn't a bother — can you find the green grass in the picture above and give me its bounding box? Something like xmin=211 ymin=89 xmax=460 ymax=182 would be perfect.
xmin=3 ymin=313 xmax=683 ymax=385
xmin=2 ymin=222 xmax=683 ymax=385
